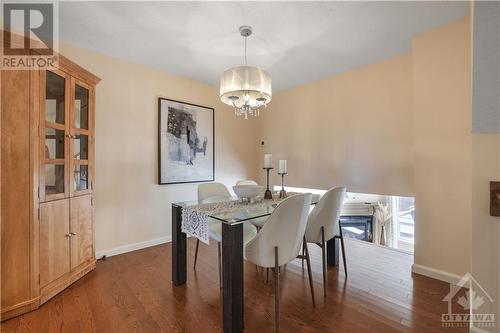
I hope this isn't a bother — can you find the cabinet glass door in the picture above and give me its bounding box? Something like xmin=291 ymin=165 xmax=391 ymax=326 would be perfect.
xmin=41 ymin=69 xmax=69 ymax=201
xmin=70 ymin=78 xmax=93 ymax=196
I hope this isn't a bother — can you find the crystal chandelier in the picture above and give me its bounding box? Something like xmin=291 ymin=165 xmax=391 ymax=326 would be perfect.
xmin=220 ymin=26 xmax=272 ymax=119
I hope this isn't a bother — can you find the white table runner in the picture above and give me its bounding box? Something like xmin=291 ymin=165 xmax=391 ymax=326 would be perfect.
xmin=181 ymin=194 xmax=294 ymax=244
xmin=182 ymin=200 xmax=241 ymax=244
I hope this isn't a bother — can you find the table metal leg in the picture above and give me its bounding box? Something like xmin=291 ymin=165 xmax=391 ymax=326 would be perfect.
xmin=222 ymin=223 xmax=244 ymax=333
xmin=172 ymin=204 xmax=187 ymax=285
xmin=326 ymin=237 xmax=339 ymax=267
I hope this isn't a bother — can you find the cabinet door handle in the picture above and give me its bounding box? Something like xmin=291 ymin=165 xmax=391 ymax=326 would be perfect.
xmin=70 ymin=232 xmax=77 ymax=236
xmin=65 ymin=233 xmax=72 ymax=237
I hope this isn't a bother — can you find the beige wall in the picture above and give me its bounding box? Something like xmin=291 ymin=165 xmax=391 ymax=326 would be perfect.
xmin=412 ymin=17 xmax=472 ymax=278
xmin=258 ymin=17 xmax=473 ymax=278
xmin=60 ymin=44 xmax=258 ymax=255
xmin=471 ymin=2 xmax=500 ymax=329
xmin=257 ymin=54 xmax=414 ymax=196
xmin=471 ymin=134 xmax=500 ymax=330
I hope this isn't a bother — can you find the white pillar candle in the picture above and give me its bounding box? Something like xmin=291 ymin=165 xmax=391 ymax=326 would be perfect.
xmin=264 ymin=154 xmax=272 ymax=168
xmin=279 ymin=160 xmax=287 ymax=174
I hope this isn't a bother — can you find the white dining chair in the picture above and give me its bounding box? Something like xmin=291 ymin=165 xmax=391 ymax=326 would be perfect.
xmin=198 ymin=182 xmax=232 ymax=201
xmin=245 ymin=193 xmax=314 ymax=333
xmin=303 ymin=186 xmax=347 ymax=297
xmin=195 ymin=182 xmax=257 ymax=288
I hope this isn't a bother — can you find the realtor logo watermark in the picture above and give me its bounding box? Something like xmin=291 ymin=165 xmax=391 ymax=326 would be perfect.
xmin=1 ymin=1 xmax=58 ymax=69
xmin=442 ymin=272 xmax=495 ymax=329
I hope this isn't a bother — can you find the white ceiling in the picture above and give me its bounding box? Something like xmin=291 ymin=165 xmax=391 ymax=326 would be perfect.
xmin=60 ymin=1 xmax=469 ymax=92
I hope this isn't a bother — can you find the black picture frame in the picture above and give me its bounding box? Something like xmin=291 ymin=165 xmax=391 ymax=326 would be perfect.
xmin=158 ymin=97 xmax=215 ymax=185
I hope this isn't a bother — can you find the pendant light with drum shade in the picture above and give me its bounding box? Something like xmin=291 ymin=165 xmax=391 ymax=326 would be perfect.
xmin=219 ymin=26 xmax=272 ymax=119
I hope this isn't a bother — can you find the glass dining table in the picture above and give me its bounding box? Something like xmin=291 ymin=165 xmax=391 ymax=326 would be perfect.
xmin=171 ymin=193 xmax=342 ymax=333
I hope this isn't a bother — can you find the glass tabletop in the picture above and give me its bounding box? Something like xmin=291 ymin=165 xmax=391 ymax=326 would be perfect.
xmin=173 ymin=192 xmax=321 ymax=225
xmin=209 ymin=199 xmax=278 ymax=224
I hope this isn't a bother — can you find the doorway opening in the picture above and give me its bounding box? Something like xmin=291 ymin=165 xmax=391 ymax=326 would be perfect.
xmin=275 ymin=186 xmax=415 ymax=254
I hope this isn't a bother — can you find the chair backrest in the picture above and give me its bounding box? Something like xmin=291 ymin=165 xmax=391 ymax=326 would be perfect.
xmin=198 ymin=182 xmax=231 ymax=201
xmin=236 ymin=180 xmax=258 ymax=186
xmin=244 ymin=193 xmax=312 ymax=268
xmin=305 ymin=187 xmax=346 ymax=243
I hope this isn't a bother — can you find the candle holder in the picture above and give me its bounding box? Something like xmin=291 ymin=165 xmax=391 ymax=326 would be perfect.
xmin=263 ymin=167 xmax=274 ymax=199
xmin=278 ymin=172 xmax=288 ymax=199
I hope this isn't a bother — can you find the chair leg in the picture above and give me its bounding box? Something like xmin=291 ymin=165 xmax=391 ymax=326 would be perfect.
xmin=274 ymin=247 xmax=280 ymax=333
xmin=217 ymin=242 xmax=222 ymax=289
xmin=303 ymin=236 xmax=316 ymax=308
xmin=339 ymin=226 xmax=348 ymax=277
xmin=266 ymin=268 xmax=269 ymax=283
xmin=321 ymin=227 xmax=327 ymax=297
xmin=194 ymin=239 xmax=200 ymax=269
xmin=301 ymin=242 xmax=306 ymax=269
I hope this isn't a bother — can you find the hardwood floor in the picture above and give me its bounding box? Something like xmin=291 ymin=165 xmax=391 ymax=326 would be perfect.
xmin=1 ymin=238 xmax=467 ymax=332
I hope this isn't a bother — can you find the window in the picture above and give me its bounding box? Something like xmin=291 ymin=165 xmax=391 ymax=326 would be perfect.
xmin=392 ymin=196 xmax=415 ymax=252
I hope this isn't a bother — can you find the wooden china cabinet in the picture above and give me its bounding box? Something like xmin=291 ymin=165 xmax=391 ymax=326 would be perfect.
xmin=1 ymin=55 xmax=100 ymax=320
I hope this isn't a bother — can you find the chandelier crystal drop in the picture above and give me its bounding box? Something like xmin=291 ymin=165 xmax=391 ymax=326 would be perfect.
xmin=219 ymin=26 xmax=272 ymax=119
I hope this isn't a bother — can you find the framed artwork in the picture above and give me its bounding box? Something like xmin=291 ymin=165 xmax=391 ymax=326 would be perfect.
xmin=158 ymin=98 xmax=214 ymax=185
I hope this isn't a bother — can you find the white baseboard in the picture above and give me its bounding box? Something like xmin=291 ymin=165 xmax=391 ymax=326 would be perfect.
xmin=412 ymin=263 xmax=463 ymax=285
xmin=95 ymin=236 xmax=171 ymax=259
